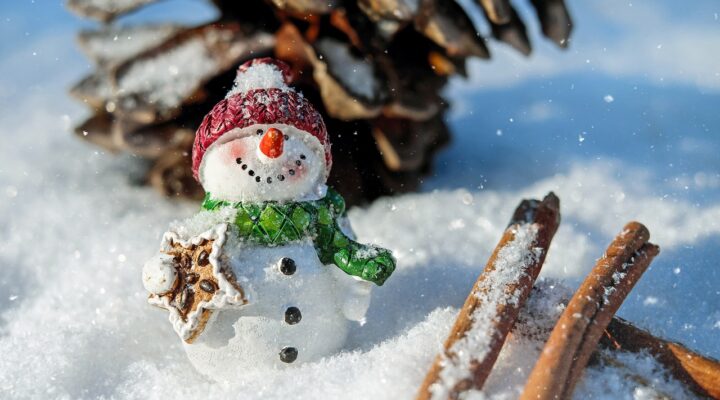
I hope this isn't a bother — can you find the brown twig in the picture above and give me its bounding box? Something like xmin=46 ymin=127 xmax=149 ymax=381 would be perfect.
xmin=520 ymin=222 xmax=660 ymax=400
xmin=416 ymin=193 xmax=561 ymax=400
xmin=601 ymin=317 xmax=720 ymax=399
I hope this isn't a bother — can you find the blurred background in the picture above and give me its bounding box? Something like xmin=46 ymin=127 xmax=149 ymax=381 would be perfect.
xmin=0 ymin=0 xmax=719 ymax=397
xmin=2 ymin=1 xmax=719 ymax=202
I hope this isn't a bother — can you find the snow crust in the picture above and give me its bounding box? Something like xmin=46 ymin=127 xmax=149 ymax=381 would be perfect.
xmin=226 ymin=63 xmax=289 ymax=98
xmin=80 ymin=25 xmax=180 ymax=66
xmin=117 ymin=38 xmax=217 ymax=109
xmin=71 ymin=0 xmax=156 ymax=14
xmin=315 ymin=38 xmax=378 ymax=99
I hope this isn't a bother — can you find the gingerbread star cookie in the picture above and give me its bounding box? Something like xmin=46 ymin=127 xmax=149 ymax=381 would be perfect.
xmin=143 ymin=223 xmax=248 ymax=343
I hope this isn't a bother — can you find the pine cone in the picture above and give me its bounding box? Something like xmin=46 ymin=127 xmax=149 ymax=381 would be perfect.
xmin=67 ymin=0 xmax=572 ymax=204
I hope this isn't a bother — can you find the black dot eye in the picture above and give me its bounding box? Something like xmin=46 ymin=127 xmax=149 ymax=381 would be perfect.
xmin=241 ymin=164 xmax=247 ymax=170
xmin=279 ymin=257 xmax=296 ymax=275
xmin=255 ymin=176 xmax=261 ymax=182
xmin=267 ymin=177 xmax=272 ymax=183
xmin=300 ymin=154 xmax=306 ymax=160
xmin=295 ymin=160 xmax=301 ymax=166
xmin=284 ymin=134 xmax=289 ymax=140
xmin=277 ymin=174 xmax=285 ymax=181
xmin=248 ymin=170 xmax=255 ymax=176
xmin=236 ymin=157 xmax=242 ymax=164
xmin=257 ymin=129 xmax=263 ymax=135
xmin=289 ymin=169 xmax=295 ymax=176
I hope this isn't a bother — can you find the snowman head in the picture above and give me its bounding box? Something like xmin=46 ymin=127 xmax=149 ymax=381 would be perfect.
xmin=192 ymin=58 xmax=332 ymax=203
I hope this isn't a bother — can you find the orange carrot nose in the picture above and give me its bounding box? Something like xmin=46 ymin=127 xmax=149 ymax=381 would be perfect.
xmin=259 ymin=127 xmax=284 ymax=158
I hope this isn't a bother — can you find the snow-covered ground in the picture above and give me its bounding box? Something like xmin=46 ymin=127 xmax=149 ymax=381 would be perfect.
xmin=1 ymin=0 xmax=719 ymax=398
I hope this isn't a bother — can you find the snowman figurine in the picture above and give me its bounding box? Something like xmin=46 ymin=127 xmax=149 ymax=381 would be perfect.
xmin=141 ymin=58 xmax=395 ymax=381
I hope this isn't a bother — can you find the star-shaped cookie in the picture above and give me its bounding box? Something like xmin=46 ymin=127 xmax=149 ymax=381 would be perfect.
xmin=147 ymin=223 xmax=248 ymax=343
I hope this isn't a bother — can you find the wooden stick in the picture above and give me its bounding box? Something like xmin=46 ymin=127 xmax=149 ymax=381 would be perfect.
xmin=601 ymin=317 xmax=720 ymax=399
xmin=520 ymin=222 xmax=659 ymax=400
xmin=416 ymin=193 xmax=561 ymax=400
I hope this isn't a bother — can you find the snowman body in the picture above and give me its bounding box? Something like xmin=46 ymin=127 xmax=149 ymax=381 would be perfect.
xmin=184 ymin=238 xmax=352 ymax=378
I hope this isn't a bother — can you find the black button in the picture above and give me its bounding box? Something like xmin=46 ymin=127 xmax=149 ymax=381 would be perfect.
xmin=284 ymin=307 xmax=302 ymax=325
xmin=279 ymin=258 xmax=296 ymax=275
xmin=279 ymin=346 xmax=298 ymax=363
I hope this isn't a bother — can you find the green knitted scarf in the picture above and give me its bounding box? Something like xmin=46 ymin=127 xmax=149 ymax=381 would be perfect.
xmin=201 ymin=188 xmax=395 ymax=286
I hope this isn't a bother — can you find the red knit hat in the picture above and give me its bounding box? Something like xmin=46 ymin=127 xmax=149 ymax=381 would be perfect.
xmin=192 ymin=58 xmax=331 ymax=182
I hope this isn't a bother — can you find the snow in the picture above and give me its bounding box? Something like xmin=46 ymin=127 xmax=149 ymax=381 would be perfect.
xmin=117 ymin=38 xmax=217 ymax=110
xmin=226 ymin=63 xmax=289 ymax=98
xmin=79 ymin=25 xmax=182 ymax=66
xmin=1 ymin=0 xmax=719 ymax=398
xmin=577 ymin=351 xmax=694 ymax=400
xmin=69 ymin=0 xmax=157 ymax=15
xmin=73 ymin=71 xmax=114 ymax=102
xmin=79 ymin=0 xmax=156 ymax=11
xmin=169 ymin=207 xmax=237 ymax=238
xmin=315 ymin=38 xmax=378 ymax=100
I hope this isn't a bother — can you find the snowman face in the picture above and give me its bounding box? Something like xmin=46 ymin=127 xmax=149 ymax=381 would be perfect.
xmin=200 ymin=124 xmax=327 ymax=202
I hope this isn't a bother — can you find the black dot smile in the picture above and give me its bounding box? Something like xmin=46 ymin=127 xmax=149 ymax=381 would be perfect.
xmin=235 ymin=155 xmax=306 ymax=184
